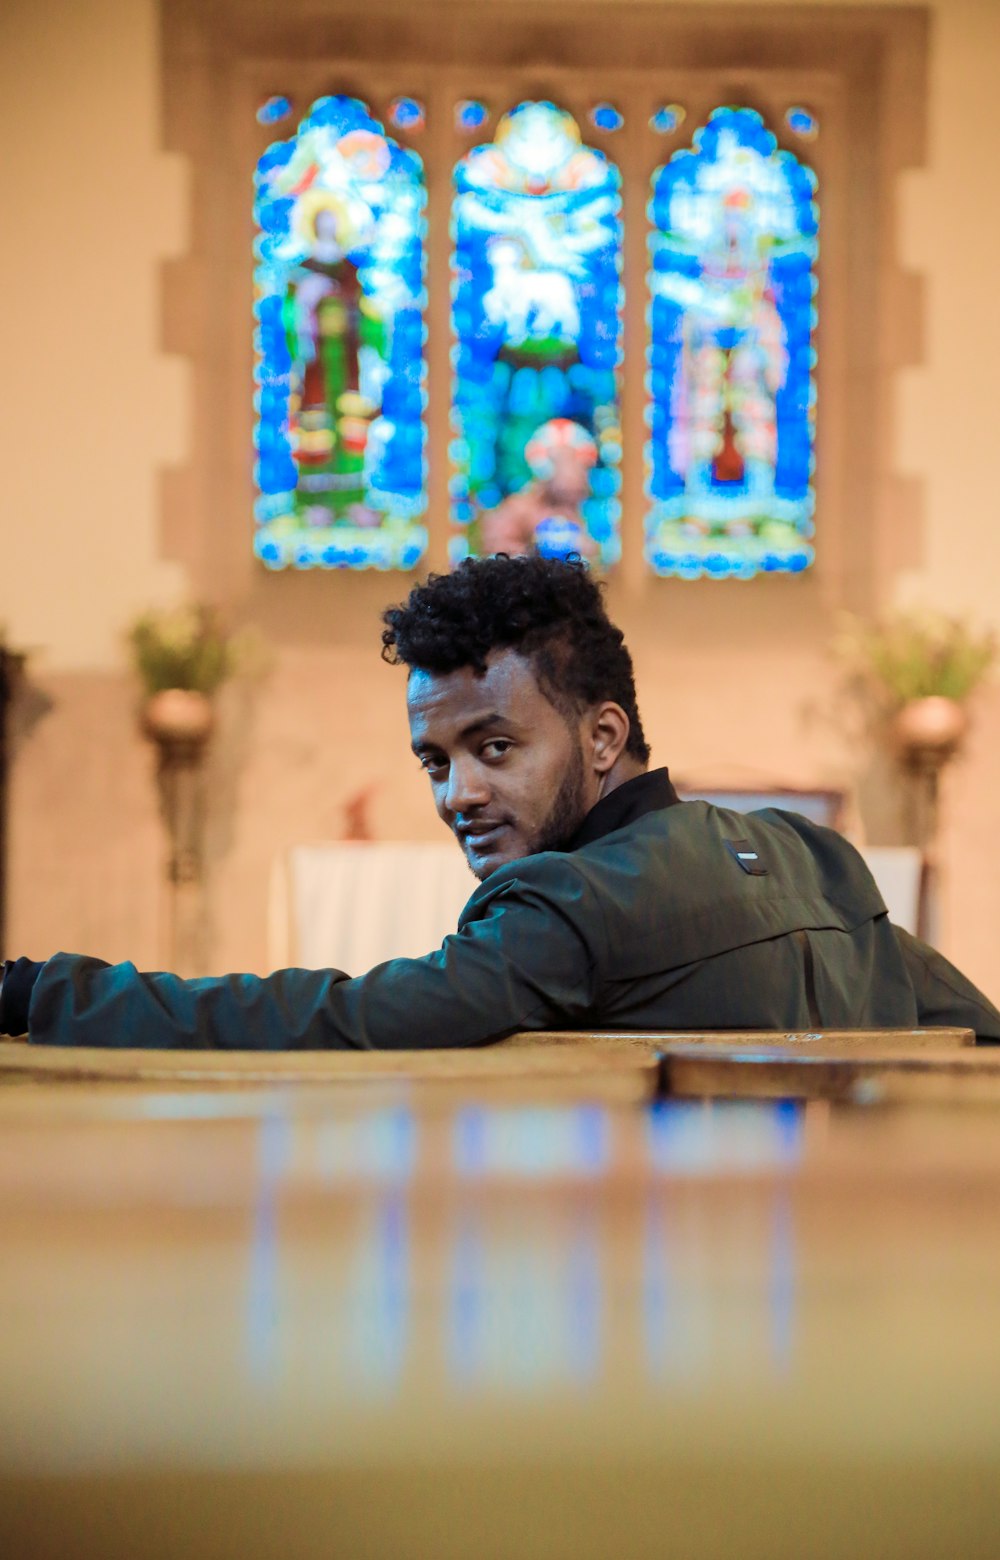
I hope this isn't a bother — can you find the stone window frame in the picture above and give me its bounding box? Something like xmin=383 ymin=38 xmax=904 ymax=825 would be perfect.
xmin=160 ymin=0 xmax=927 ymax=627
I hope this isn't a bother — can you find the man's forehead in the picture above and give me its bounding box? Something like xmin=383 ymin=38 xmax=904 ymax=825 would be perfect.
xmin=406 ymin=650 xmax=540 ymax=731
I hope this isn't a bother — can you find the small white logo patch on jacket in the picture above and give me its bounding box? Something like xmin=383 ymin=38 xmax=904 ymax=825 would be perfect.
xmin=724 ymin=838 xmax=768 ymax=876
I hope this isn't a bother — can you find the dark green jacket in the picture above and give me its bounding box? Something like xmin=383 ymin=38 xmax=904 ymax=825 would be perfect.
xmin=20 ymin=769 xmax=1000 ymax=1047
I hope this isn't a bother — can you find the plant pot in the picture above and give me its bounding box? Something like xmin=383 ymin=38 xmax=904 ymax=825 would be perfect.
xmin=891 ymin=695 xmax=967 ymax=764
xmin=142 ymin=688 xmax=215 ymax=746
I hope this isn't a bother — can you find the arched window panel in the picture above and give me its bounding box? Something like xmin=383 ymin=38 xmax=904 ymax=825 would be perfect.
xmin=450 ymin=102 xmax=623 ymax=568
xmin=645 ymin=107 xmax=818 ymax=580
xmin=253 ymin=95 xmax=428 ymax=571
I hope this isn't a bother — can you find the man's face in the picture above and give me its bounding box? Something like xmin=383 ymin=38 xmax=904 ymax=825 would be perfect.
xmin=544 ymin=448 xmax=591 ymax=507
xmin=407 ymin=649 xmax=594 ymax=880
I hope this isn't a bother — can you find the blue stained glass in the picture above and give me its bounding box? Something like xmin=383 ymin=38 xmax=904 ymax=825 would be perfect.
xmin=252 ymin=95 xmax=427 ymax=570
xmin=785 ymin=105 xmax=819 ymax=140
xmin=389 ymin=96 xmax=425 ymax=132
xmin=257 ymin=95 xmax=292 ymax=126
xmin=645 ymin=106 xmax=819 ymax=580
xmin=450 ymin=101 xmax=623 ymax=567
xmin=456 ymin=99 xmax=489 ymax=131
xmin=589 ymin=102 xmax=624 ymax=132
xmin=650 ymin=104 xmax=685 ymax=135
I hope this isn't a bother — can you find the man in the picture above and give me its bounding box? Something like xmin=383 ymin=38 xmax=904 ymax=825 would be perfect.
xmin=2 ymin=555 xmax=998 ymax=1047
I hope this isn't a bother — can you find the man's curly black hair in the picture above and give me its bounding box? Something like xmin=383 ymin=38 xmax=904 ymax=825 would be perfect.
xmin=381 ymin=555 xmax=650 ymax=764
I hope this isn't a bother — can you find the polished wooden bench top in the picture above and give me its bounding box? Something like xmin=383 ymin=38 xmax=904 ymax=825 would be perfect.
xmin=0 ymin=1026 xmax=973 ymax=1089
xmin=505 ymin=1025 xmax=975 ymax=1050
xmin=662 ymin=1041 xmax=1000 ymax=1104
xmin=0 ymin=1041 xmax=663 ymax=1106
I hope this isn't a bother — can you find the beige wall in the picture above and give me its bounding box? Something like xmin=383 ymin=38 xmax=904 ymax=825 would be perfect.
xmin=4 ymin=0 xmax=1000 ymax=999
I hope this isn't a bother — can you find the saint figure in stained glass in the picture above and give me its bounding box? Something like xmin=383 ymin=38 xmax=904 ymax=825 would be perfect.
xmin=253 ymin=96 xmax=427 ymax=570
xmin=479 ymin=418 xmax=600 ymax=559
xmin=451 ymin=102 xmax=622 ymax=565
xmin=646 ymin=107 xmax=818 ymax=579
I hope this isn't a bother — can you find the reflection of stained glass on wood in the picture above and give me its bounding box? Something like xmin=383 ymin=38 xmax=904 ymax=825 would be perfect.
xmin=253 ymin=95 xmax=427 ymax=571
xmin=450 ymin=101 xmax=622 ymax=567
xmin=645 ymin=107 xmax=818 ymax=580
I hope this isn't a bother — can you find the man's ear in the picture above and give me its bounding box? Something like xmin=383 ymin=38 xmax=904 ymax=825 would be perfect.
xmin=589 ymin=701 xmax=631 ymax=774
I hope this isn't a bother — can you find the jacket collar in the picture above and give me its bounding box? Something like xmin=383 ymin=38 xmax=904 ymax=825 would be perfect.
xmin=567 ymin=767 xmax=682 ymax=851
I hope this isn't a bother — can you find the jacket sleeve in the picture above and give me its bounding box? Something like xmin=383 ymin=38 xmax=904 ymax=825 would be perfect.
xmin=26 ymin=863 xmax=604 ymax=1051
xmin=893 ymin=925 xmax=1000 ymax=1042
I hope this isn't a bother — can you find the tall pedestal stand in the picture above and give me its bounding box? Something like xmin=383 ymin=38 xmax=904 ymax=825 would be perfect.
xmin=143 ymin=689 xmax=214 ymax=977
xmin=892 ymin=696 xmax=967 ymax=945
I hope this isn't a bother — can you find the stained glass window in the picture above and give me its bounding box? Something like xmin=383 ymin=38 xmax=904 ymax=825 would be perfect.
xmin=388 ymin=97 xmax=425 ymax=133
xmin=257 ymin=95 xmax=292 ymax=126
xmin=450 ymin=101 xmax=623 ymax=566
xmin=785 ymin=105 xmax=819 ymax=141
xmin=456 ymin=99 xmax=489 ymax=133
xmin=589 ymin=102 xmax=624 ymax=133
xmin=650 ymin=104 xmax=685 ymax=135
xmin=645 ymin=107 xmax=818 ymax=579
xmin=253 ymin=95 xmax=427 ymax=570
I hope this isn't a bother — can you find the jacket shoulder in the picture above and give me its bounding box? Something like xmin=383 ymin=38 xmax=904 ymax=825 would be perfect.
xmin=555 ymin=802 xmax=888 ymax=972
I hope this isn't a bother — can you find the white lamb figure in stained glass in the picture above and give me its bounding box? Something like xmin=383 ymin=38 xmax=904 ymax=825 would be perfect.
xmin=482 ymin=235 xmax=580 ymax=349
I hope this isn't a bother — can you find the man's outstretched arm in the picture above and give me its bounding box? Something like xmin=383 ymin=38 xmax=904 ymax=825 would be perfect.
xmin=0 ymin=866 xmax=603 ymax=1051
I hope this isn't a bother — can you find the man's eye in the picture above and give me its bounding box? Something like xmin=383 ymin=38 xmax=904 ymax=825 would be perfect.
xmin=482 ymin=739 xmax=513 ymax=760
xmin=418 ymin=754 xmax=447 ymax=775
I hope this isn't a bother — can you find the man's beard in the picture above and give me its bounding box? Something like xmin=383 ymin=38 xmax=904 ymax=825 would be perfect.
xmin=526 ymin=739 xmax=589 ymax=857
xmin=462 ymin=739 xmax=591 ymax=880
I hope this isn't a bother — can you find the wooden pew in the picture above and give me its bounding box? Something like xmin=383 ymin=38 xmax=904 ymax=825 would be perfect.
xmin=0 ymin=1039 xmax=662 ymax=1107
xmin=0 ymin=1027 xmax=971 ymax=1088
xmin=502 ymin=1026 xmax=974 ymax=1052
xmin=4 ymin=1031 xmax=1000 ymax=1560
xmin=0 ymin=1028 xmax=975 ymax=1113
xmin=659 ymin=1042 xmax=1000 ymax=1104
xmin=3 ymin=1035 xmax=1000 ymax=1560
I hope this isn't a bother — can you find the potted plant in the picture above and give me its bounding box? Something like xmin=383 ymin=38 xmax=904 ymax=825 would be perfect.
xmin=837 ymin=610 xmax=996 ymax=767
xmin=129 ymin=605 xmax=239 ymax=748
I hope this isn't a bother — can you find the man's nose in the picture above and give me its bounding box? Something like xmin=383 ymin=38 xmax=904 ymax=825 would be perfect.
xmin=443 ymin=758 xmax=491 ymax=815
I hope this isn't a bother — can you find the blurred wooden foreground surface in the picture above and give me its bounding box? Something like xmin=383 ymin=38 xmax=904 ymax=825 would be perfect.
xmin=2 ymin=1027 xmax=1000 ymax=1560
